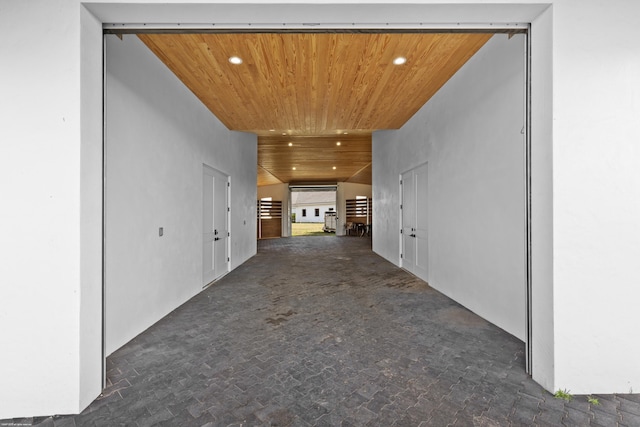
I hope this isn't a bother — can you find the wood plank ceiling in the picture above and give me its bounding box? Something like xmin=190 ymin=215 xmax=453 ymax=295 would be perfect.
xmin=139 ymin=32 xmax=493 ymax=186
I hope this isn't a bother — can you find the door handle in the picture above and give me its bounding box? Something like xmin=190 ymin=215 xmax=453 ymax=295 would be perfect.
xmin=214 ymin=237 xmax=219 ymax=241
xmin=214 ymin=229 xmax=218 ymax=235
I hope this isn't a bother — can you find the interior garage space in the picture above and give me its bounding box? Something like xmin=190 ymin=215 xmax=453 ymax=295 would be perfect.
xmin=102 ymin=29 xmax=527 ymax=365
xmin=3 ymin=0 xmax=640 ymax=422
xmin=92 ymin=28 xmax=532 ymax=426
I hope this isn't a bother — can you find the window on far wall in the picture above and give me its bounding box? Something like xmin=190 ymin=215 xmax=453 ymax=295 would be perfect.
xmin=315 ymin=208 xmax=320 ymax=217
xmin=302 ymin=209 xmax=307 ymax=217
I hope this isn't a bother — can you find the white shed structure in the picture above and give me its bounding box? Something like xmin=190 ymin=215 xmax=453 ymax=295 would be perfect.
xmin=291 ymin=191 xmax=336 ymax=223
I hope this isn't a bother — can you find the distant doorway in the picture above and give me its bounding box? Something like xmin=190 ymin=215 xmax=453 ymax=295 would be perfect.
xmin=290 ymin=187 xmax=337 ymax=236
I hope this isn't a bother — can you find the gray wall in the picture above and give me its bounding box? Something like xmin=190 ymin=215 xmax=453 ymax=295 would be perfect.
xmin=105 ymin=34 xmax=257 ymax=355
xmin=373 ymin=34 xmax=526 ymax=339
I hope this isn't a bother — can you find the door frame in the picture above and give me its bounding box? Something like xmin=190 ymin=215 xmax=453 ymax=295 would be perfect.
xmin=202 ymin=163 xmax=231 ymax=288
xmin=399 ymin=162 xmax=429 ymax=279
xmin=99 ymin=14 xmax=538 ymax=392
xmin=524 ymin=25 xmax=533 ymax=374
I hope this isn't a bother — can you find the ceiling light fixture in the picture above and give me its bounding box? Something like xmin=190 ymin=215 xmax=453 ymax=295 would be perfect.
xmin=282 ymin=132 xmax=287 ymax=136
xmin=228 ymin=56 xmax=243 ymax=65
xmin=336 ymin=141 xmax=341 ymax=146
xmin=393 ymin=56 xmax=407 ymax=65
xmin=292 ymin=167 xmax=297 ymax=170
xmin=343 ymin=132 xmax=348 ymax=135
xmin=288 ymin=142 xmax=293 ymax=146
xmin=333 ymin=166 xmax=337 ymax=170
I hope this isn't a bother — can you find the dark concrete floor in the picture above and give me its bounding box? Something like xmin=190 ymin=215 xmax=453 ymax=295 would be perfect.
xmin=6 ymin=236 xmax=640 ymax=426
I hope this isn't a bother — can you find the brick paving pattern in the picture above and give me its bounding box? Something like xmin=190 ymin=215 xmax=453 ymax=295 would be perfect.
xmin=5 ymin=236 xmax=639 ymax=426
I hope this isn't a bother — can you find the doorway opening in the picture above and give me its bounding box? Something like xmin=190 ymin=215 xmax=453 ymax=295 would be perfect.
xmin=102 ymin=25 xmax=532 ymax=386
xmin=290 ymin=186 xmax=337 ymax=237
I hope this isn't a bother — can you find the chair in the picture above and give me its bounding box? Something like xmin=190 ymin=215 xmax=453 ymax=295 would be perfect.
xmin=345 ymin=222 xmax=356 ymax=236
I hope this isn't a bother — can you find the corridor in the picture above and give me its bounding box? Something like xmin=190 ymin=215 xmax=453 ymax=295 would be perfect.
xmin=15 ymin=237 xmax=639 ymax=426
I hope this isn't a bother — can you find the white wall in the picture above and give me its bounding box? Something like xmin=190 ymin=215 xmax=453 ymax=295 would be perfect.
xmin=258 ymin=184 xmax=289 ymax=201
xmin=529 ymin=6 xmax=555 ymax=392
xmin=336 ymin=183 xmax=372 ymax=236
xmin=551 ymin=0 xmax=640 ymax=394
xmin=105 ymin=34 xmax=257 ymax=355
xmin=79 ymin=5 xmax=105 ymax=410
xmin=373 ymin=34 xmax=526 ymax=340
xmin=2 ymin=0 xmax=640 ymax=419
xmin=0 ymin=0 xmax=94 ymax=417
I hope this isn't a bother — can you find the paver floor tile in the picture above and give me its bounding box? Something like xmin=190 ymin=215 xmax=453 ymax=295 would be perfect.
xmin=5 ymin=237 xmax=637 ymax=426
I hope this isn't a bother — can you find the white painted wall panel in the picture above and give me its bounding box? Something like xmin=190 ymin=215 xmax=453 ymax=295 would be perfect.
xmin=551 ymin=0 xmax=640 ymax=394
xmin=105 ymin=34 xmax=256 ymax=355
xmin=373 ymin=34 xmax=527 ymax=340
xmin=529 ymin=7 xmax=555 ymax=392
xmin=0 ymin=0 xmax=83 ymax=418
xmin=79 ymin=6 xmax=105 ymax=410
xmin=258 ymin=184 xmax=289 ymax=201
xmin=229 ymin=131 xmax=258 ymax=268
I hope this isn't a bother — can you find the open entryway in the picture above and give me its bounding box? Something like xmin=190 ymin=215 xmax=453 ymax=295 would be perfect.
xmin=103 ymin=20 xmax=532 ymax=403
xmin=290 ymin=186 xmax=337 ymax=236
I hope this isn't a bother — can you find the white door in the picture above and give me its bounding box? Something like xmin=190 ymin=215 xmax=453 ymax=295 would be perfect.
xmin=401 ymin=169 xmax=417 ymax=272
xmin=203 ymin=165 xmax=229 ymax=286
xmin=401 ymin=162 xmax=429 ymax=280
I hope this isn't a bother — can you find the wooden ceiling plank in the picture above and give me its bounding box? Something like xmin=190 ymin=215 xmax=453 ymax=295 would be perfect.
xmin=257 ymin=133 xmax=371 ymax=185
xmin=257 ymin=164 xmax=284 ymax=187
xmin=140 ymin=32 xmax=494 ymax=186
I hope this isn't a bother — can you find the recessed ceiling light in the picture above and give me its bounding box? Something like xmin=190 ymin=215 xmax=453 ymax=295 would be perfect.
xmin=288 ymin=142 xmax=293 ymax=146
xmin=332 ymin=166 xmax=337 ymax=170
xmin=393 ymin=56 xmax=407 ymax=65
xmin=343 ymin=132 xmax=348 ymax=135
xmin=228 ymin=56 xmax=243 ymax=65
xmin=269 ymin=129 xmax=275 ymax=132
xmin=292 ymin=167 xmax=297 ymax=170
xmin=336 ymin=141 xmax=341 ymax=146
xmin=282 ymin=132 xmax=287 ymax=136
